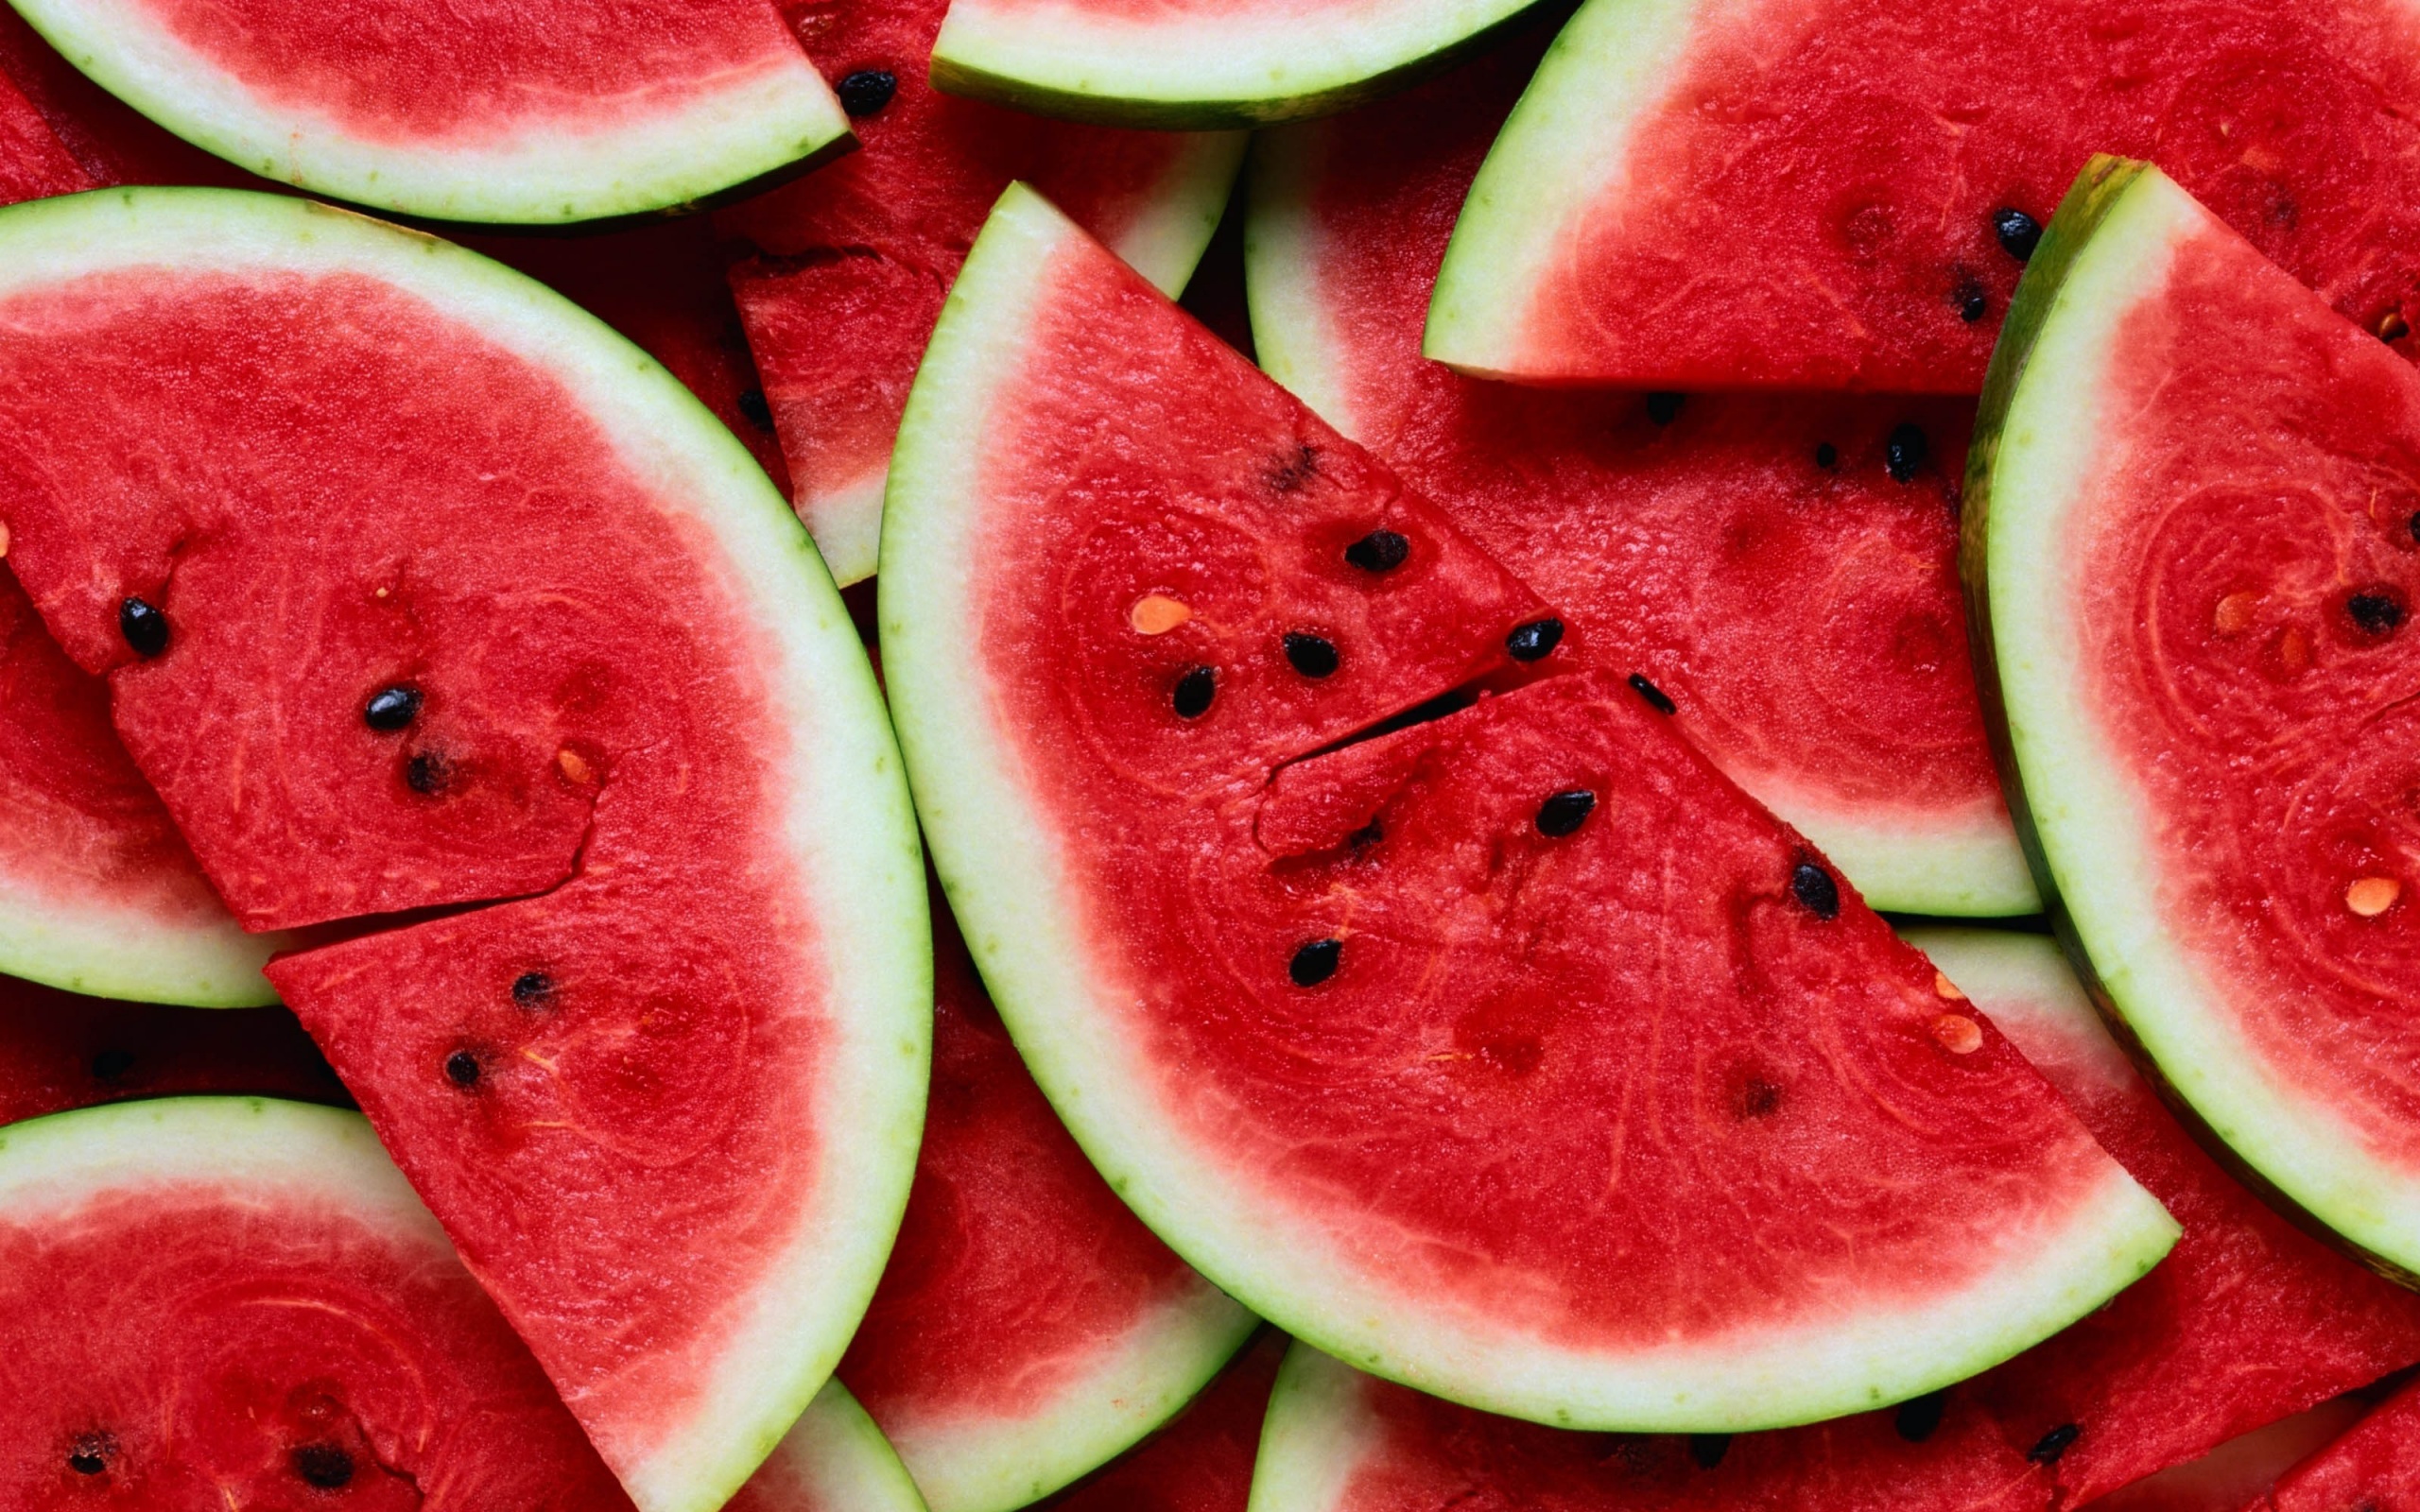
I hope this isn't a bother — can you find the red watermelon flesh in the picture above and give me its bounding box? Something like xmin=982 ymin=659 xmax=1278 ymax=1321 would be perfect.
xmin=1426 ymin=0 xmax=2420 ymax=391
xmin=1249 ymin=37 xmax=2025 ymax=917
xmin=0 ymin=971 xmax=343 ymax=1125
xmin=0 ymin=5 xmax=249 ymax=189
xmin=1036 ymin=1328 xmax=1288 ymax=1512
xmin=715 ymin=0 xmax=1239 ymax=583
xmin=2258 ymin=1377 xmax=2420 ymax=1512
xmin=0 ymin=63 xmax=87 ymax=204
xmin=2085 ymin=1398 xmax=2372 ymax=1512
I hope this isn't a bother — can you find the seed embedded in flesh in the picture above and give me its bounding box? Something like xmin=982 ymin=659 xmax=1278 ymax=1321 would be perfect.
xmin=291 ymin=1443 xmax=355 ymax=1489
xmin=735 ymin=387 xmax=773 ymax=431
xmin=67 ymin=1435 xmax=111 ymax=1475
xmin=1628 ymin=673 xmax=1676 ymax=714
xmin=1993 ymin=208 xmax=2043 ymax=262
xmin=1536 ymin=788 xmax=1597 ymax=836
xmin=1689 ymin=1435 xmax=1731 ymax=1469
xmin=1956 ymin=279 xmax=1988 ymax=323
xmin=1289 ymin=937 xmax=1341 ymax=987
xmin=1645 ymin=391 xmax=1685 ymax=425
xmin=2029 ymin=1424 xmax=2081 ymax=1466
xmin=1131 ymin=593 xmax=1192 ymax=634
xmin=1284 ymin=632 xmax=1340 ymax=678
xmin=2348 ymin=592 xmax=2406 ymax=634
xmin=2213 ymin=591 xmax=2259 ymax=635
xmin=1344 ymin=529 xmax=1409 ymax=573
xmin=118 ymin=596 xmax=168 ymax=658
xmin=90 ymin=1048 xmax=136 ymax=1081
xmin=511 ymin=971 xmax=554 ymax=1006
xmin=556 ymin=747 xmax=594 ymax=784
xmin=2383 ymin=311 xmax=2411 ymax=343
xmin=838 ymin=68 xmax=897 ymax=116
xmin=1172 ymin=665 xmax=1216 ymax=719
xmin=363 ymin=685 xmax=422 ymax=731
xmin=1931 ymin=1014 xmax=1984 ymax=1055
xmin=1790 ymin=860 xmax=1841 ymax=919
xmin=1885 ymin=423 xmax=1928 ymax=483
xmin=1506 ymin=617 xmax=1564 ymax=662
xmin=405 ymin=751 xmax=449 ymax=796
xmin=1814 ymin=442 xmax=1839 ymax=470
xmin=1934 ymin=971 xmax=1966 ymax=1001
xmin=444 ymin=1050 xmax=480 ymax=1088
xmin=2348 ymin=876 xmax=2402 ymax=917
xmin=1895 ymin=1391 xmax=1948 ymax=1443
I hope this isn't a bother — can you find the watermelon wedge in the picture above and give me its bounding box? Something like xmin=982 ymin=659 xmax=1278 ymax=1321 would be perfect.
xmin=1426 ymin=0 xmax=2420 ymax=390
xmin=1246 ymin=35 xmax=2029 ymax=917
xmin=0 ymin=971 xmax=341 ymax=1125
xmin=2088 ymin=1399 xmax=2373 ymax=1512
xmin=839 ymin=889 xmax=1255 ymax=1512
xmin=0 ymin=60 xmax=83 ymax=203
xmin=2254 ymin=1377 xmax=2420 ymax=1512
xmin=727 ymin=1382 xmax=932 ymax=1512
xmin=1965 ymin=158 xmax=2420 ymax=1280
xmin=3 ymin=0 xmax=852 ymax=223
xmin=715 ymin=0 xmax=1243 ymax=586
xmin=926 ymin=0 xmax=1550 ymax=129
xmin=0 ymin=188 xmax=927 ymax=1512
xmin=885 ymin=189 xmax=2175 ymax=1432
xmin=0 ymin=3 xmax=257 ymax=188
xmin=1039 ymin=1327 xmax=1286 ymax=1512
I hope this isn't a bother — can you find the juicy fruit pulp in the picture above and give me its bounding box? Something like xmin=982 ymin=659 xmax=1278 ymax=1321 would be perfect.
xmin=886 ymin=185 xmax=2173 ymax=1433
xmin=1429 ymin=0 xmax=2420 ymax=390
xmin=1247 ymin=34 xmax=2030 ymax=916
xmin=1968 ymin=159 xmax=2420 ymax=1280
xmin=0 ymin=188 xmax=926 ymax=1512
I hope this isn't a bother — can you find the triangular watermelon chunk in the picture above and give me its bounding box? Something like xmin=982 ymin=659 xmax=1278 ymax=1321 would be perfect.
xmin=2253 ymin=1378 xmax=2420 ymax=1512
xmin=884 ymin=184 xmax=2174 ymax=1434
xmin=0 ymin=188 xmax=926 ymax=1512
xmin=1426 ymin=0 xmax=2420 ymax=390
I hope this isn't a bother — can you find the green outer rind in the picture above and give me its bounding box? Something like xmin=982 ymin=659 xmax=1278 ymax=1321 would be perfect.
xmin=755 ymin=1381 xmax=933 ymax=1512
xmin=3 ymin=0 xmax=852 ymax=225
xmin=1244 ymin=127 xmax=2040 ymax=918
xmin=1962 ymin=156 xmax=2420 ymax=1287
xmin=893 ymin=1280 xmax=1258 ymax=1512
xmin=927 ymin=0 xmax=1554 ymax=129
xmin=1423 ymin=0 xmax=1703 ymax=376
xmin=1245 ymin=1343 xmax=1385 ymax=1512
xmin=0 ymin=874 xmax=285 ymax=1007
xmin=886 ymin=180 xmax=2177 ymax=1437
xmin=0 ymin=186 xmax=931 ymax=1512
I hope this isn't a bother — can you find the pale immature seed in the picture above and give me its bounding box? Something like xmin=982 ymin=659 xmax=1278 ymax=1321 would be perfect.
xmin=2347 ymin=876 xmax=2402 ymax=917
xmin=1933 ymin=971 xmax=1966 ymax=1001
xmin=1130 ymin=594 xmax=1192 ymax=634
xmin=1931 ymin=1014 xmax=1984 ymax=1055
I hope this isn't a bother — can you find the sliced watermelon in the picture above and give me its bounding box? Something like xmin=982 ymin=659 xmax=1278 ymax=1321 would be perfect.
xmin=0 ymin=62 xmax=85 ymax=203
xmin=1247 ymin=36 xmax=2029 ymax=917
xmin=927 ymin=0 xmax=1549 ymax=128
xmin=2087 ymin=1399 xmax=2373 ymax=1512
xmin=727 ymin=1381 xmax=932 ymax=1512
xmin=1426 ymin=0 xmax=2420 ymax=390
xmin=2256 ymin=1378 xmax=2420 ymax=1512
xmin=713 ymin=0 xmax=1243 ymax=586
xmin=839 ymin=889 xmax=1255 ymax=1512
xmin=0 ymin=971 xmax=341 ymax=1124
xmin=5 ymin=0 xmax=851 ymax=223
xmin=1966 ymin=158 xmax=2420 ymax=1280
xmin=0 ymin=4 xmax=255 ymax=187
xmin=885 ymin=195 xmax=2173 ymax=1431
xmin=0 ymin=188 xmax=927 ymax=1512
xmin=1038 ymin=1328 xmax=1287 ymax=1512
xmin=1909 ymin=930 xmax=2420 ymax=1503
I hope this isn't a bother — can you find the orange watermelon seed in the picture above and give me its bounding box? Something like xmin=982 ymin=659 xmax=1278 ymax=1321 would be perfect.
xmin=1930 ymin=1014 xmax=1984 ymax=1055
xmin=1130 ymin=593 xmax=1192 ymax=634
xmin=1933 ymin=971 xmax=1965 ymax=1001
xmin=0 ymin=520 xmax=10 ymax=558
xmin=2383 ymin=311 xmax=2411 ymax=342
xmin=2213 ymin=590 xmax=2259 ymax=634
xmin=556 ymin=747 xmax=593 ymax=784
xmin=2347 ymin=876 xmax=2402 ymax=917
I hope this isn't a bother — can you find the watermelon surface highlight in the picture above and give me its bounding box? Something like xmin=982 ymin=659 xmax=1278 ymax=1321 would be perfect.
xmin=928 ymin=0 xmax=1551 ymax=128
xmin=1965 ymin=158 xmax=2420 ymax=1280
xmin=1040 ymin=1327 xmax=1287 ymax=1512
xmin=839 ymin=888 xmax=1255 ymax=1512
xmin=3 ymin=0 xmax=852 ymax=223
xmin=1247 ymin=36 xmax=2030 ymax=917
xmin=0 ymin=971 xmax=340 ymax=1125
xmin=716 ymin=0 xmax=1242 ymax=586
xmin=1428 ymin=0 xmax=2420 ymax=390
xmin=0 ymin=187 xmax=927 ymax=1512
xmin=886 ymin=197 xmax=2173 ymax=1429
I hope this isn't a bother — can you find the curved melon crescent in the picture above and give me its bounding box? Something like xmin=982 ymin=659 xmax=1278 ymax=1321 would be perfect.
xmin=883 ymin=181 xmax=2179 ymax=1435
xmin=930 ymin=0 xmax=1553 ymax=129
xmin=4 ymin=0 xmax=851 ymax=224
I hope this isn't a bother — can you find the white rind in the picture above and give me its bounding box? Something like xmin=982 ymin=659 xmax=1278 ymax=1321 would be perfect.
xmin=1246 ymin=1344 xmax=1388 ymax=1512
xmin=0 ymin=868 xmax=283 ymax=1006
xmin=1899 ymin=928 xmax=2135 ymax=1091
xmin=1242 ymin=126 xmax=1360 ymax=436
xmin=751 ymin=1381 xmax=932 ymax=1512
xmin=5 ymin=0 xmax=851 ymax=224
xmin=1979 ymin=163 xmax=2420 ymax=1278
xmin=0 ymin=187 xmax=930 ymax=1512
xmin=885 ymin=182 xmax=2177 ymax=1435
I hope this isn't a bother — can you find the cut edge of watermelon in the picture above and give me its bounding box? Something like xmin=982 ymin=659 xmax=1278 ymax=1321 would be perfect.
xmin=890 ymin=1279 xmax=1258 ymax=1512
xmin=884 ymin=180 xmax=2179 ymax=1436
xmin=928 ymin=0 xmax=1553 ymax=129
xmin=1963 ymin=155 xmax=2420 ymax=1283
xmin=1239 ymin=127 xmax=1371 ymax=440
xmin=1422 ymin=0 xmax=1703 ymax=381
xmin=6 ymin=0 xmax=852 ymax=224
xmin=1243 ymin=1342 xmax=1382 ymax=1512
xmin=0 ymin=186 xmax=934 ymax=1512
xmin=0 ymin=871 xmax=281 ymax=1007
xmin=1899 ymin=928 xmax=2129 ymax=1086
xmin=750 ymin=1380 xmax=931 ymax=1512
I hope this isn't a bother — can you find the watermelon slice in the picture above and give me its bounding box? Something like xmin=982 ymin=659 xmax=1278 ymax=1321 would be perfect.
xmin=884 ymin=187 xmax=2175 ymax=1432
xmin=1966 ymin=157 xmax=2420 ymax=1280
xmin=0 ymin=61 xmax=84 ymax=203
xmin=714 ymin=0 xmax=1243 ymax=585
xmin=4 ymin=0 xmax=851 ymax=223
xmin=1038 ymin=1327 xmax=1287 ymax=1512
xmin=2088 ymin=1399 xmax=2373 ymax=1512
xmin=727 ymin=1382 xmax=931 ymax=1512
xmin=838 ymin=889 xmax=1255 ymax=1512
xmin=925 ymin=0 xmax=1549 ymax=128
xmin=1246 ymin=35 xmax=2030 ymax=917
xmin=0 ymin=3 xmax=256 ymax=188
xmin=2255 ymin=1377 xmax=2420 ymax=1512
xmin=1426 ymin=0 xmax=2420 ymax=390
xmin=1908 ymin=929 xmax=2420 ymax=1503
xmin=0 ymin=971 xmax=341 ymax=1125
xmin=0 ymin=188 xmax=927 ymax=1512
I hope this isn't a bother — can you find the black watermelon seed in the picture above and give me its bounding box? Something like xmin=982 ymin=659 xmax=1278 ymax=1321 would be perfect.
xmin=90 ymin=1048 xmax=136 ymax=1081
xmin=1886 ymin=423 xmax=1929 ymax=483
xmin=1289 ymin=937 xmax=1341 ymax=987
xmin=1736 ymin=1077 xmax=1782 ymax=1118
xmin=838 ymin=69 xmax=897 ymax=116
xmin=1895 ymin=1391 xmax=1948 ymax=1443
xmin=444 ymin=1050 xmax=480 ymax=1088
xmin=1994 ymin=208 xmax=2043 ymax=262
xmin=2029 ymin=1424 xmax=2081 ymax=1466
xmin=1344 ymin=529 xmax=1409 ymax=573
xmin=1790 ymin=860 xmax=1841 ymax=920
xmin=511 ymin=971 xmax=554 ymax=1006
xmin=1628 ymin=673 xmax=1676 ymax=715
xmin=1688 ymin=1435 xmax=1731 ymax=1469
xmin=1283 ymin=632 xmax=1340 ymax=678
xmin=1814 ymin=442 xmax=1838 ymax=470
xmin=2410 ymin=510 xmax=2420 ymax=545
xmin=2349 ymin=592 xmax=2406 ymax=634
xmin=1957 ymin=280 xmax=1988 ymax=323
xmin=68 ymin=1435 xmax=111 ymax=1475
xmin=1506 ymin=618 xmax=1564 ymax=662
xmin=363 ymin=685 xmax=422 ymax=731
xmin=292 ymin=1443 xmax=355 ymax=1489
xmin=1536 ymin=788 xmax=1597 ymax=837
xmin=1645 ymin=391 xmax=1685 ymax=425
xmin=1172 ymin=665 xmax=1216 ymax=719
xmin=735 ymin=387 xmax=773 ymax=432
xmin=118 ymin=596 xmax=168 ymax=658
xmin=405 ymin=751 xmax=450 ymax=796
